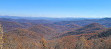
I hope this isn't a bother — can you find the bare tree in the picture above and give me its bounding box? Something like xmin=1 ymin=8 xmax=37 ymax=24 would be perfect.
xmin=0 ymin=24 xmax=4 ymax=49
xmin=75 ymin=36 xmax=90 ymax=49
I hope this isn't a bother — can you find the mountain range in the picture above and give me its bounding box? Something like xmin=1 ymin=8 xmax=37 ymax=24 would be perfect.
xmin=0 ymin=16 xmax=111 ymax=49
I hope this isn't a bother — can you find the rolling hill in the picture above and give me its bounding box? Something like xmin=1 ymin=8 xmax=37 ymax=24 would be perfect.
xmin=62 ymin=23 xmax=105 ymax=36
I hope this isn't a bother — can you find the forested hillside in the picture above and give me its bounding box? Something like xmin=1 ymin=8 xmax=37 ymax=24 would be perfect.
xmin=0 ymin=17 xmax=111 ymax=49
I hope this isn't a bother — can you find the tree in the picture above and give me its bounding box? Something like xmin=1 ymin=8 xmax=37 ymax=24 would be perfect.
xmin=40 ymin=37 xmax=48 ymax=49
xmin=0 ymin=24 xmax=4 ymax=49
xmin=75 ymin=36 xmax=90 ymax=49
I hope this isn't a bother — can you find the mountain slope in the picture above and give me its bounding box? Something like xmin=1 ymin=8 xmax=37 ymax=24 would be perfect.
xmin=42 ymin=23 xmax=81 ymax=33
xmin=3 ymin=28 xmax=42 ymax=49
xmin=28 ymin=25 xmax=57 ymax=39
xmin=98 ymin=28 xmax=111 ymax=37
xmin=6 ymin=28 xmax=42 ymax=39
xmin=28 ymin=25 xmax=56 ymax=34
xmin=76 ymin=23 xmax=104 ymax=31
xmin=0 ymin=20 xmax=24 ymax=31
xmin=62 ymin=23 xmax=105 ymax=36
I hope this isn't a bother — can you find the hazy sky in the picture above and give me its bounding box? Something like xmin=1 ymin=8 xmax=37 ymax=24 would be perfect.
xmin=0 ymin=0 xmax=111 ymax=18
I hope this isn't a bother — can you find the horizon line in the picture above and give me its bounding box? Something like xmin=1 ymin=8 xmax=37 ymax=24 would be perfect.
xmin=0 ymin=15 xmax=111 ymax=19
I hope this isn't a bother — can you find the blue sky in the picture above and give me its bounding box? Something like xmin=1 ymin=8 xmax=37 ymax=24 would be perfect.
xmin=0 ymin=0 xmax=111 ymax=18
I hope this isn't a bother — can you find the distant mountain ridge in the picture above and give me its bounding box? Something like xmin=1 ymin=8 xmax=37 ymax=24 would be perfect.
xmin=0 ymin=16 xmax=97 ymax=21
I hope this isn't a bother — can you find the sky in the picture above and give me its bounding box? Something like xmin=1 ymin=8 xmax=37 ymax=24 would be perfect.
xmin=0 ymin=0 xmax=111 ymax=18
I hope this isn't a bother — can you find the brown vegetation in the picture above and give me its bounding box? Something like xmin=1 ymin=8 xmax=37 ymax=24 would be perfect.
xmin=0 ymin=18 xmax=111 ymax=49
